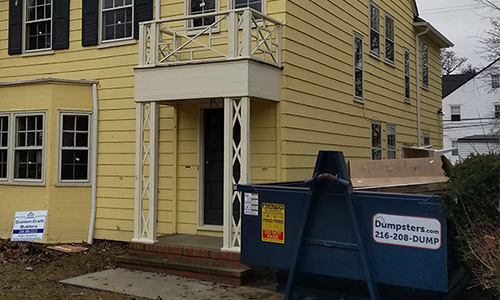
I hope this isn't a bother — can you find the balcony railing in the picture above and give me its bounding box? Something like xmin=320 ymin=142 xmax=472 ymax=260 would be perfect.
xmin=138 ymin=8 xmax=282 ymax=68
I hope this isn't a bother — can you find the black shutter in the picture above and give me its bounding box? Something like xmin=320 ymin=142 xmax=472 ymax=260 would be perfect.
xmin=8 ymin=0 xmax=23 ymax=55
xmin=134 ymin=0 xmax=153 ymax=39
xmin=82 ymin=0 xmax=99 ymax=46
xmin=52 ymin=0 xmax=70 ymax=50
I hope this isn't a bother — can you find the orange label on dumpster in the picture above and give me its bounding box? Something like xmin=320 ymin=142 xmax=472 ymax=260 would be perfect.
xmin=261 ymin=203 xmax=285 ymax=244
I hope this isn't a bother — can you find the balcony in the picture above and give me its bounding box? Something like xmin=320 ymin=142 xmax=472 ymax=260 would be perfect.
xmin=135 ymin=8 xmax=283 ymax=102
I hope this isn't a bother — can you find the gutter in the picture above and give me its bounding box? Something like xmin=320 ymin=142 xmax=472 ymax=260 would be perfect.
xmin=88 ymin=83 xmax=99 ymax=244
xmin=415 ymin=27 xmax=429 ymax=147
xmin=155 ymin=0 xmax=160 ymax=20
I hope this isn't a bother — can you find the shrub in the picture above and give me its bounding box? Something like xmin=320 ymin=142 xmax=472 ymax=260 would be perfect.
xmin=442 ymin=153 xmax=500 ymax=294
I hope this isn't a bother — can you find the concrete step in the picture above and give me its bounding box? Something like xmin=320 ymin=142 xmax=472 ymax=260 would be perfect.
xmin=116 ymin=254 xmax=253 ymax=286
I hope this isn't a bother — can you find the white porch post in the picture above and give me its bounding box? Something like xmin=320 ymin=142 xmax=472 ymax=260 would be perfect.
xmin=134 ymin=102 xmax=159 ymax=244
xmin=223 ymin=97 xmax=251 ymax=252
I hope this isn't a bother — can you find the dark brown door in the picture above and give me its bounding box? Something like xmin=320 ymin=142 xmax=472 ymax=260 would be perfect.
xmin=203 ymin=109 xmax=224 ymax=226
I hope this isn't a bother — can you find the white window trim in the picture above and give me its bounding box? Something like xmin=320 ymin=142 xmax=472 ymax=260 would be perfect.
xmin=387 ymin=123 xmax=396 ymax=159
xmin=23 ymin=0 xmax=53 ymax=53
xmin=384 ymin=13 xmax=395 ymax=64
xmin=451 ymin=140 xmax=458 ymax=156
xmin=369 ymin=2 xmax=380 ymax=56
xmin=371 ymin=121 xmax=382 ymax=160
xmin=450 ymin=105 xmax=461 ymax=121
xmin=229 ymin=0 xmax=266 ymax=14
xmin=0 ymin=114 xmax=9 ymax=182
xmin=99 ymin=0 xmax=135 ymax=45
xmin=185 ymin=0 xmax=220 ymax=30
xmin=354 ymin=32 xmax=364 ymax=102
xmin=56 ymin=111 xmax=92 ymax=186
xmin=422 ymin=42 xmax=429 ymax=89
xmin=0 ymin=111 xmax=47 ymax=186
xmin=404 ymin=48 xmax=411 ymax=102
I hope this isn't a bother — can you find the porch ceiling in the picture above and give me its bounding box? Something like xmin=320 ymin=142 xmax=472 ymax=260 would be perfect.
xmin=134 ymin=58 xmax=282 ymax=102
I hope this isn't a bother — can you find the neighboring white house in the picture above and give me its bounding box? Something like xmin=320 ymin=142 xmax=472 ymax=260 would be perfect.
xmin=443 ymin=58 xmax=500 ymax=164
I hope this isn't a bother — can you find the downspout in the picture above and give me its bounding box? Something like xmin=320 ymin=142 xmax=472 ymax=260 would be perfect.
xmin=415 ymin=26 xmax=429 ymax=147
xmin=155 ymin=0 xmax=160 ymax=20
xmin=88 ymin=83 xmax=99 ymax=244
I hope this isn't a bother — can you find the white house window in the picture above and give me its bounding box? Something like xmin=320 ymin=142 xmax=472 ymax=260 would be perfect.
xmin=26 ymin=0 xmax=52 ymax=50
xmin=60 ymin=114 xmax=90 ymax=182
xmin=385 ymin=14 xmax=395 ymax=63
xmin=423 ymin=133 xmax=431 ymax=146
xmin=371 ymin=121 xmax=382 ymax=160
xmin=189 ymin=0 xmax=216 ymax=27
xmin=404 ymin=49 xmax=410 ymax=101
xmin=14 ymin=115 xmax=44 ymax=180
xmin=102 ymin=0 xmax=133 ymax=41
xmin=495 ymin=104 xmax=500 ymax=118
xmin=387 ymin=124 xmax=396 ymax=159
xmin=451 ymin=141 xmax=458 ymax=156
xmin=450 ymin=105 xmax=461 ymax=121
xmin=492 ymin=74 xmax=500 ymax=89
xmin=354 ymin=33 xmax=364 ymax=99
xmin=422 ymin=43 xmax=429 ymax=88
xmin=234 ymin=0 xmax=262 ymax=12
xmin=369 ymin=3 xmax=380 ymax=55
xmin=0 ymin=116 xmax=8 ymax=179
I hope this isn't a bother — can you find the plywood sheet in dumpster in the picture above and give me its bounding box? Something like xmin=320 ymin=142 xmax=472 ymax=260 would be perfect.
xmin=349 ymin=158 xmax=448 ymax=188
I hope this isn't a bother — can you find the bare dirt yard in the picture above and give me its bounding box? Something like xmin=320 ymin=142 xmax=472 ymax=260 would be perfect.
xmin=0 ymin=239 xmax=147 ymax=300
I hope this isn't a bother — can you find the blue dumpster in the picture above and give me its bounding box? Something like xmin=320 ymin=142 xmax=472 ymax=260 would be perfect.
xmin=237 ymin=151 xmax=462 ymax=300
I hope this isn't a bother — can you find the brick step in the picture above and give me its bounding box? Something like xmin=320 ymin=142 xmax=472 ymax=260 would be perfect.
xmin=116 ymin=254 xmax=253 ymax=286
xmin=129 ymin=242 xmax=243 ymax=267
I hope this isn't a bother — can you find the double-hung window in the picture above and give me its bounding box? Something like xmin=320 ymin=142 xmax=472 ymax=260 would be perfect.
xmin=387 ymin=124 xmax=396 ymax=159
xmin=25 ymin=0 xmax=52 ymax=51
xmin=60 ymin=114 xmax=90 ymax=182
xmin=450 ymin=105 xmax=461 ymax=121
xmin=492 ymin=74 xmax=500 ymax=89
xmin=422 ymin=43 xmax=429 ymax=88
xmin=404 ymin=49 xmax=411 ymax=101
xmin=495 ymin=104 xmax=500 ymax=119
xmin=451 ymin=141 xmax=458 ymax=156
xmin=0 ymin=116 xmax=8 ymax=179
xmin=354 ymin=33 xmax=364 ymax=100
xmin=234 ymin=0 xmax=263 ymax=12
xmin=369 ymin=3 xmax=380 ymax=56
xmin=102 ymin=0 xmax=133 ymax=41
xmin=189 ymin=0 xmax=216 ymax=27
xmin=371 ymin=121 xmax=382 ymax=160
xmin=385 ymin=14 xmax=394 ymax=63
xmin=14 ymin=115 xmax=44 ymax=180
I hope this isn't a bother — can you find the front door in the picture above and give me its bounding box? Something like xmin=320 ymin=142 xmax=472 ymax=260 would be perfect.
xmin=203 ymin=109 xmax=224 ymax=226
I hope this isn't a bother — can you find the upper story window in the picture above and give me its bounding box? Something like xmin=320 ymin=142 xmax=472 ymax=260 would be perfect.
xmin=492 ymin=74 xmax=500 ymax=89
xmin=404 ymin=49 xmax=410 ymax=101
xmin=8 ymin=0 xmax=69 ymax=55
xmin=189 ymin=0 xmax=216 ymax=27
xmin=387 ymin=124 xmax=396 ymax=159
xmin=495 ymin=104 xmax=500 ymax=118
xmin=234 ymin=0 xmax=263 ymax=12
xmin=0 ymin=116 xmax=8 ymax=179
xmin=371 ymin=121 xmax=382 ymax=160
xmin=369 ymin=3 xmax=380 ymax=56
xmin=60 ymin=114 xmax=90 ymax=182
xmin=25 ymin=0 xmax=52 ymax=50
xmin=422 ymin=43 xmax=429 ymax=88
xmin=385 ymin=14 xmax=394 ymax=63
xmin=354 ymin=33 xmax=364 ymax=100
xmin=450 ymin=105 xmax=461 ymax=121
xmin=102 ymin=0 xmax=133 ymax=41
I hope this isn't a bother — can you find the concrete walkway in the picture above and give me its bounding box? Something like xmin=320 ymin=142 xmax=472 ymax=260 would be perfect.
xmin=60 ymin=268 xmax=282 ymax=300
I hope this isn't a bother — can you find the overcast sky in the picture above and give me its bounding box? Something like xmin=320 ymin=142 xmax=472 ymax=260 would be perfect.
xmin=416 ymin=0 xmax=496 ymax=70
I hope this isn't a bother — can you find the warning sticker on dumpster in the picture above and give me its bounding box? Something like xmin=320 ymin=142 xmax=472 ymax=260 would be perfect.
xmin=373 ymin=213 xmax=442 ymax=250
xmin=244 ymin=193 xmax=259 ymax=216
xmin=262 ymin=203 xmax=285 ymax=244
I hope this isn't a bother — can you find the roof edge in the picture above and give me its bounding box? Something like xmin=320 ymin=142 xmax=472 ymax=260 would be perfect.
xmin=0 ymin=78 xmax=98 ymax=87
xmin=414 ymin=21 xmax=454 ymax=48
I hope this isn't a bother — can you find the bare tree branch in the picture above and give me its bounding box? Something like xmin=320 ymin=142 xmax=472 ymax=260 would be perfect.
xmin=441 ymin=49 xmax=468 ymax=75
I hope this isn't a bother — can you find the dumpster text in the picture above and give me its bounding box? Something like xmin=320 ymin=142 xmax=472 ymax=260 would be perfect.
xmin=373 ymin=213 xmax=441 ymax=250
xmin=262 ymin=203 xmax=285 ymax=244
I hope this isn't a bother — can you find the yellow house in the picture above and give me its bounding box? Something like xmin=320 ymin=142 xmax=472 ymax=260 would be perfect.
xmin=0 ymin=0 xmax=452 ymax=249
